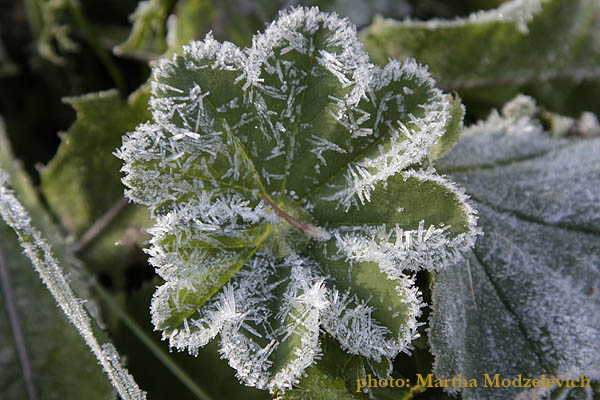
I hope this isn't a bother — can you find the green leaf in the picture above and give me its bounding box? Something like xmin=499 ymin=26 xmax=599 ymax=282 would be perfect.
xmin=0 ymin=119 xmax=115 ymax=400
xmin=311 ymin=238 xmax=422 ymax=362
xmin=110 ymin=279 xmax=268 ymax=400
xmin=429 ymin=93 xmax=464 ymax=161
xmin=113 ymin=0 xmax=174 ymax=59
xmin=280 ymin=335 xmax=362 ymax=400
xmin=114 ymin=0 xmax=284 ymax=59
xmin=0 ymin=222 xmax=116 ymax=400
xmin=280 ymin=335 xmax=414 ymax=400
xmin=40 ymin=88 xmax=153 ymax=273
xmin=117 ymin=7 xmax=478 ymax=394
xmin=41 ymin=88 xmax=150 ymax=235
xmin=1 ymin=172 xmax=147 ymax=400
xmin=430 ymin=96 xmax=600 ymax=399
xmin=361 ymin=0 xmax=600 ymax=119
xmin=362 ymin=0 xmax=600 ymax=90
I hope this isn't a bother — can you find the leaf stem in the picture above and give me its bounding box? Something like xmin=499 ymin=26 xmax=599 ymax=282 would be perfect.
xmin=65 ymin=0 xmax=127 ymax=94
xmin=91 ymin=281 xmax=215 ymax=400
xmin=72 ymin=198 xmax=128 ymax=254
xmin=0 ymin=240 xmax=39 ymax=400
xmin=260 ymin=195 xmax=330 ymax=240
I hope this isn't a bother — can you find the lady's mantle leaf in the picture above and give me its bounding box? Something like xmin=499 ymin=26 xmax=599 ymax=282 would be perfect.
xmin=430 ymin=96 xmax=600 ymax=399
xmin=117 ymin=7 xmax=478 ymax=393
xmin=362 ymin=0 xmax=600 ymax=90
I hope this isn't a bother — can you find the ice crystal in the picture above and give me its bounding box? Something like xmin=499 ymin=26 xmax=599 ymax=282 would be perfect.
xmin=117 ymin=6 xmax=478 ymax=393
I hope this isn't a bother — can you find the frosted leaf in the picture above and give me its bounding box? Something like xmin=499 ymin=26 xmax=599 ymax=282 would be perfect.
xmin=430 ymin=98 xmax=600 ymax=399
xmin=155 ymin=252 xmax=327 ymax=391
xmin=318 ymin=256 xmax=423 ymax=362
xmin=313 ymin=169 xmax=479 ymax=272
xmin=117 ymin=6 xmax=477 ymax=394
xmin=310 ymin=58 xmax=453 ymax=211
xmin=363 ymin=0 xmax=600 ymax=91
xmin=436 ymin=95 xmax=569 ymax=172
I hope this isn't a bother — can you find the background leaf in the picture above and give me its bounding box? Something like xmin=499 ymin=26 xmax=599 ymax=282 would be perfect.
xmin=115 ymin=0 xmax=413 ymax=60
xmin=361 ymin=0 xmax=600 ymax=118
xmin=429 ymin=96 xmax=600 ymax=399
xmin=114 ymin=0 xmax=174 ymax=59
xmin=40 ymin=88 xmax=153 ymax=281
xmin=0 ymin=223 xmax=115 ymax=400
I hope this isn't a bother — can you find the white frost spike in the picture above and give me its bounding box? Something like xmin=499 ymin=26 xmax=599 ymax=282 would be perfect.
xmin=307 ymin=135 xmax=348 ymax=165
xmin=321 ymin=59 xmax=452 ymax=211
xmin=0 ymin=171 xmax=146 ymax=400
xmin=334 ymin=170 xmax=479 ymax=272
xmin=322 ymin=275 xmax=422 ymax=362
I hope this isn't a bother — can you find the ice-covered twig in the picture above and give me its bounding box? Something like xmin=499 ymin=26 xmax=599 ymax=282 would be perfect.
xmin=0 ymin=170 xmax=146 ymax=400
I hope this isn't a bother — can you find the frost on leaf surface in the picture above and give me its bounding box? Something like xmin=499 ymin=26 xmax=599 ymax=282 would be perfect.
xmin=431 ymin=96 xmax=600 ymax=400
xmin=363 ymin=0 xmax=600 ymax=91
xmin=117 ymin=6 xmax=477 ymax=393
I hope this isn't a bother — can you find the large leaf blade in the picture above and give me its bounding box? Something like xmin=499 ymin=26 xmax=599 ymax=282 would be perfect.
xmin=429 ymin=97 xmax=600 ymax=399
xmin=118 ymin=7 xmax=477 ymax=395
xmin=39 ymin=89 xmax=153 ymax=275
xmin=362 ymin=0 xmax=600 ymax=91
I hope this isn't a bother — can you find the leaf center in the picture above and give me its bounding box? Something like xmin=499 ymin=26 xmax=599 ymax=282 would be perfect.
xmin=261 ymin=195 xmax=330 ymax=241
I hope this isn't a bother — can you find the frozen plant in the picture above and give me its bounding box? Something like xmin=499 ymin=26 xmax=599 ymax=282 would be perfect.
xmin=0 ymin=171 xmax=146 ymax=400
xmin=116 ymin=6 xmax=478 ymax=394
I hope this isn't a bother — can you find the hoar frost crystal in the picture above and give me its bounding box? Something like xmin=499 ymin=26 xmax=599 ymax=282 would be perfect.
xmin=116 ymin=6 xmax=478 ymax=393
